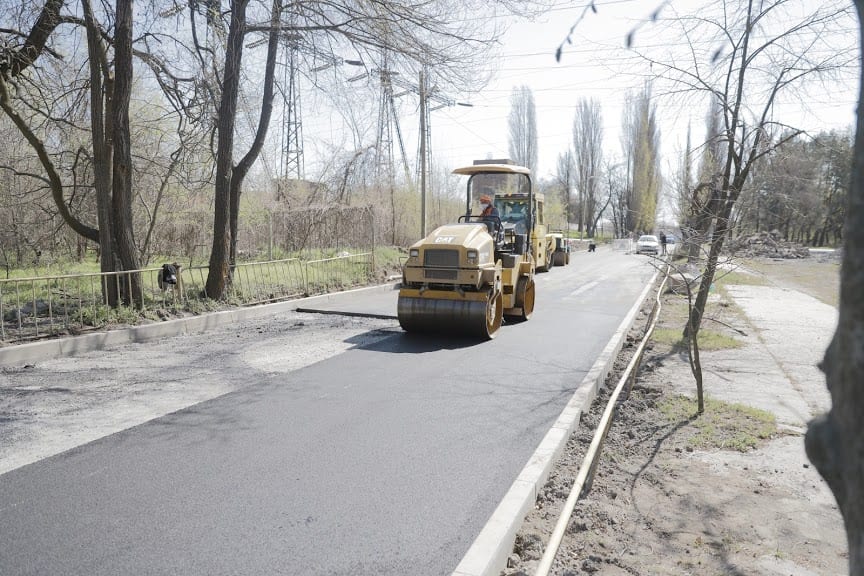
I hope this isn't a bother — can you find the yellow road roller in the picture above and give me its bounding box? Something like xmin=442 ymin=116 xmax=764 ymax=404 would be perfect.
xmin=397 ymin=163 xmax=537 ymax=339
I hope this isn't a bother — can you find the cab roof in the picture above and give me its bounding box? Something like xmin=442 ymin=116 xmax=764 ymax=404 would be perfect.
xmin=452 ymin=164 xmax=531 ymax=176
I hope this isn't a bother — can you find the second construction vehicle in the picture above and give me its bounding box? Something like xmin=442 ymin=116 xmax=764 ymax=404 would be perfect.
xmin=397 ymin=163 xmax=537 ymax=339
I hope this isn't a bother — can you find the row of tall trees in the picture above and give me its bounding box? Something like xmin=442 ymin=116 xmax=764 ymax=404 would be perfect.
xmin=548 ymin=87 xmax=661 ymax=240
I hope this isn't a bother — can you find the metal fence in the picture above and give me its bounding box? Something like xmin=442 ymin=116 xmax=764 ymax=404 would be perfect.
xmin=0 ymin=252 xmax=374 ymax=345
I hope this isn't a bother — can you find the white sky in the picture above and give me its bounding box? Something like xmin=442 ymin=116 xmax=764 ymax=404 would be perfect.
xmin=290 ymin=0 xmax=859 ymax=186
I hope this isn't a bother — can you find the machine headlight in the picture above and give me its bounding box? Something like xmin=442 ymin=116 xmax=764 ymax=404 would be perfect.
xmin=409 ymin=248 xmax=419 ymax=258
xmin=467 ymin=250 xmax=478 ymax=262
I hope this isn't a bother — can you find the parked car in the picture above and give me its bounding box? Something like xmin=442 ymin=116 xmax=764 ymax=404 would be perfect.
xmin=636 ymin=234 xmax=660 ymax=255
xmin=665 ymin=233 xmax=677 ymax=244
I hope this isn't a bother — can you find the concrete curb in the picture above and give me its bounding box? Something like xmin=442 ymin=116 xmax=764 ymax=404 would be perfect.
xmin=451 ymin=273 xmax=658 ymax=576
xmin=0 ymin=283 xmax=400 ymax=368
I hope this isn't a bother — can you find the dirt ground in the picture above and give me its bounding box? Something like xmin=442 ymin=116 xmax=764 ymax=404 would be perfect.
xmin=503 ymin=252 xmax=847 ymax=576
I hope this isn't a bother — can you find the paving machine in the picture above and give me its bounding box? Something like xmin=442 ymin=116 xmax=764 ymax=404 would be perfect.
xmin=550 ymin=233 xmax=570 ymax=266
xmin=397 ymin=163 xmax=537 ymax=339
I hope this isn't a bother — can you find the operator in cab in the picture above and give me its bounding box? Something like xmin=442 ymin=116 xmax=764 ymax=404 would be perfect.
xmin=479 ymin=194 xmax=499 ymax=219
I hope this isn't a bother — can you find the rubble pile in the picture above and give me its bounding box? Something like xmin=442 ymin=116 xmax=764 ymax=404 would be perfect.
xmin=726 ymin=230 xmax=810 ymax=259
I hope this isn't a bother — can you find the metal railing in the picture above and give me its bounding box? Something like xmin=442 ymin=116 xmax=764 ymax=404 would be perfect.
xmin=0 ymin=252 xmax=374 ymax=344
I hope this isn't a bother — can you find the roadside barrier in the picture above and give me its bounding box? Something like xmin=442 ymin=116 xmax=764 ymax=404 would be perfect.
xmin=0 ymin=252 xmax=373 ymax=344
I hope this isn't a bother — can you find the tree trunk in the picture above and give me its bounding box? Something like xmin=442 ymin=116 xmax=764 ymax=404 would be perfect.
xmin=228 ymin=0 xmax=281 ymax=268
xmin=110 ymin=0 xmax=142 ymax=308
xmin=805 ymin=2 xmax=864 ymax=573
xmin=205 ymin=0 xmax=247 ymax=299
xmin=82 ymin=0 xmax=118 ymax=306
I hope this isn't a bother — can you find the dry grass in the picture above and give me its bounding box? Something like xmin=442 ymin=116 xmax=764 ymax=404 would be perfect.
xmin=742 ymin=257 xmax=840 ymax=307
xmin=659 ymin=395 xmax=778 ymax=452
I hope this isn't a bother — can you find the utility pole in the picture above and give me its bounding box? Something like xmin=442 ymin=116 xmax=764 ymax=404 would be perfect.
xmin=419 ymin=70 xmax=427 ymax=238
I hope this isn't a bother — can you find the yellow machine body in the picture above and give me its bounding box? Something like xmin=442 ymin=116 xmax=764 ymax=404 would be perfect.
xmin=398 ymin=164 xmax=537 ymax=339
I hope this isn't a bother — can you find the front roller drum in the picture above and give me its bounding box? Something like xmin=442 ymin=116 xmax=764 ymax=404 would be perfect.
xmin=398 ymin=289 xmax=503 ymax=339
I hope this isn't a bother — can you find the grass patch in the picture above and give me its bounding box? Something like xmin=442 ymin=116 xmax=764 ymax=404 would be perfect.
xmin=651 ymin=327 xmax=743 ymax=351
xmin=375 ymin=245 xmax=406 ymax=269
xmin=660 ymin=395 xmax=777 ymax=451
xmin=651 ymin=327 xmax=686 ymax=348
xmin=713 ymin=269 xmax=768 ymax=287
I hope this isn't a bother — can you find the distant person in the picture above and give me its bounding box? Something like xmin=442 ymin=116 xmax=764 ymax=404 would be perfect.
xmin=660 ymin=232 xmax=668 ymax=255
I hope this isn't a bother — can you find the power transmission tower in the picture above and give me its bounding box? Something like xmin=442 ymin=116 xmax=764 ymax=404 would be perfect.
xmin=272 ymin=30 xmax=362 ymax=201
xmin=374 ymin=67 xmax=412 ymax=188
xmin=279 ymin=36 xmax=304 ymax=184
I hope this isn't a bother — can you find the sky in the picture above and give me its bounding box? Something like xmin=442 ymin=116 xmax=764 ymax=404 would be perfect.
xmin=428 ymin=1 xmax=653 ymax=179
xmin=289 ymin=0 xmax=859 ymax=187
xmin=427 ymin=0 xmax=860 ymax=180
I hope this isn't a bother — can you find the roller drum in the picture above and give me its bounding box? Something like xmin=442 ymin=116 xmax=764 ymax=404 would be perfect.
xmin=398 ymin=291 xmax=502 ymax=339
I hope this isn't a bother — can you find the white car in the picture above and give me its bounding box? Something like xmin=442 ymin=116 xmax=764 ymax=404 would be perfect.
xmin=636 ymin=235 xmax=660 ymax=255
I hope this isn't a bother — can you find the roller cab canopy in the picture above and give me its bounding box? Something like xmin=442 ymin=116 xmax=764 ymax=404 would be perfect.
xmin=452 ymin=164 xmax=531 ymax=176
xmin=455 ymin=163 xmax=534 ymax=233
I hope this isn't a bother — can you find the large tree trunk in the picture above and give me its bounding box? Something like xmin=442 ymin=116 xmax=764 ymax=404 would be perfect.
xmin=82 ymin=0 xmax=118 ymax=306
xmin=228 ymin=0 xmax=281 ymax=268
xmin=110 ymin=0 xmax=142 ymax=308
xmin=805 ymin=2 xmax=864 ymax=573
xmin=205 ymin=0 xmax=247 ymax=299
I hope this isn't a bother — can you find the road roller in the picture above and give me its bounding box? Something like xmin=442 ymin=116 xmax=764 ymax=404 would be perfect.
xmin=397 ymin=163 xmax=537 ymax=339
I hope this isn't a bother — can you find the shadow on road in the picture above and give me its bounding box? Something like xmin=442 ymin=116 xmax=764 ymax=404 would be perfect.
xmin=346 ymin=330 xmax=486 ymax=353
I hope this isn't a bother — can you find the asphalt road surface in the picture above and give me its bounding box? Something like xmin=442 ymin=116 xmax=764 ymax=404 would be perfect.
xmin=0 ymin=248 xmax=656 ymax=576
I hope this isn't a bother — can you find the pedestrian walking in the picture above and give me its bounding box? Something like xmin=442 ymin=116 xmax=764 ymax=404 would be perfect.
xmin=660 ymin=232 xmax=668 ymax=255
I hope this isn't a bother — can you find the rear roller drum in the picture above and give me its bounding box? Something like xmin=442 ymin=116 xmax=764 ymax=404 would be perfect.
xmin=483 ymin=289 xmax=504 ymax=338
xmin=507 ymin=276 xmax=535 ymax=322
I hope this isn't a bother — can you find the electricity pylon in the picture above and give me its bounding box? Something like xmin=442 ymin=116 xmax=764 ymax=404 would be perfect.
xmin=374 ymin=68 xmax=412 ymax=188
xmin=279 ymin=36 xmax=304 ymax=184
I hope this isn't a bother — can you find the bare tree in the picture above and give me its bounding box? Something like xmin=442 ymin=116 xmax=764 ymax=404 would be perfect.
xmin=508 ymin=85 xmax=538 ymax=173
xmin=603 ymin=158 xmax=628 ymax=238
xmin=107 ymin=0 xmax=142 ymax=306
xmin=0 ymin=0 xmax=146 ymax=306
xmin=627 ymin=0 xmax=854 ymax=346
xmin=0 ymin=1 xmax=99 ymax=248
xmin=681 ymin=96 xmax=725 ymax=264
xmin=672 ymin=123 xmax=694 ymax=234
xmin=572 ymin=97 xmax=604 ymax=237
